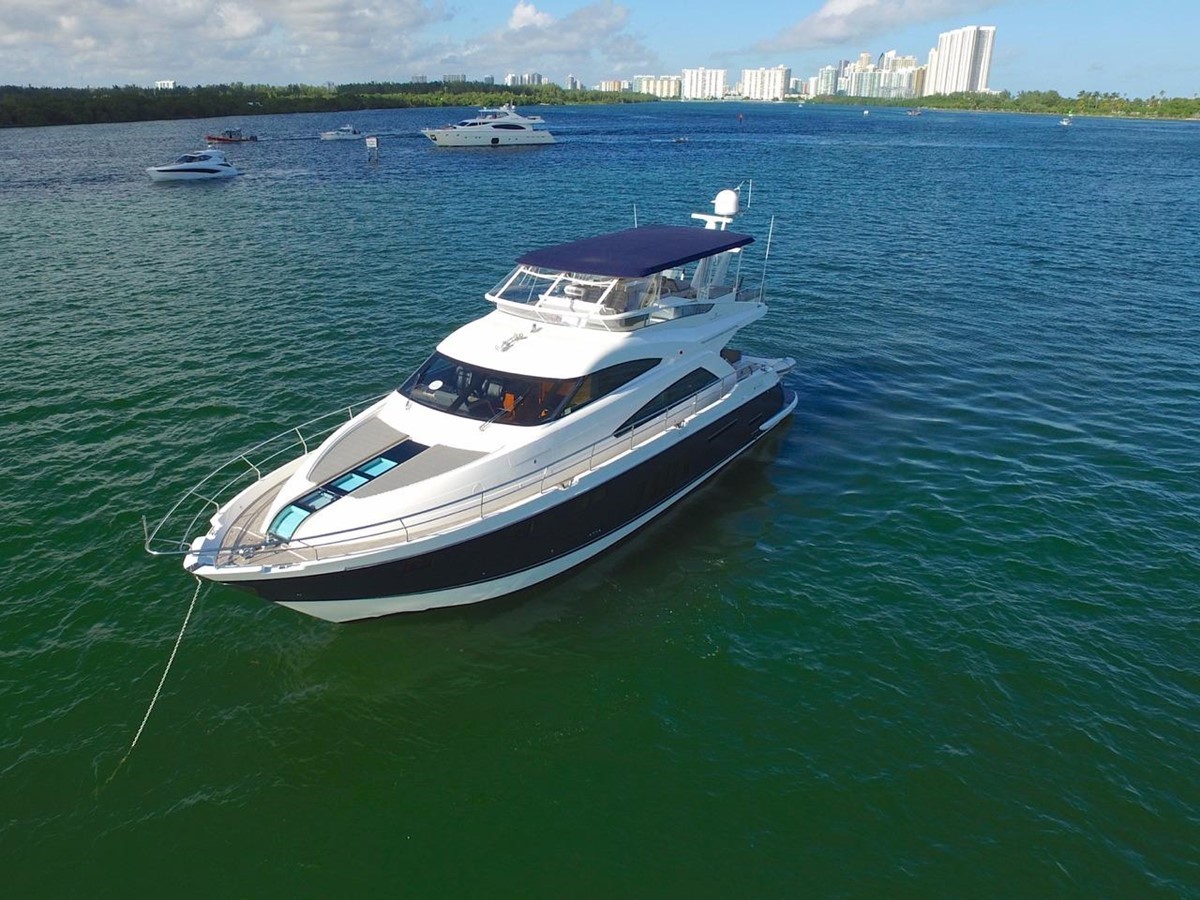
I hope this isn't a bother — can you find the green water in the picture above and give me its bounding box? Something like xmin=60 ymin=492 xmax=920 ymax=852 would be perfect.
xmin=2 ymin=105 xmax=1197 ymax=896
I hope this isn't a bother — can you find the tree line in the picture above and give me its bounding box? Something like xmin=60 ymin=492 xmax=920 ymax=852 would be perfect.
xmin=0 ymin=81 xmax=654 ymax=129
xmin=814 ymin=89 xmax=1200 ymax=119
xmin=4 ymin=81 xmax=1198 ymax=129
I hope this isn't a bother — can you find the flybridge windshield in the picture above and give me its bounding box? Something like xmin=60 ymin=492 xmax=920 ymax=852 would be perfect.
xmin=399 ymin=353 xmax=659 ymax=426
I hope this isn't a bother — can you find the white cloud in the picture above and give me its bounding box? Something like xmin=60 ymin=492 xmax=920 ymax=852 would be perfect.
xmin=431 ymin=1 xmax=655 ymax=79
xmin=0 ymin=0 xmax=450 ymax=85
xmin=208 ymin=3 xmax=268 ymax=41
xmin=758 ymin=0 xmax=1001 ymax=53
xmin=0 ymin=0 xmax=655 ymax=87
xmin=508 ymin=1 xmax=553 ymax=30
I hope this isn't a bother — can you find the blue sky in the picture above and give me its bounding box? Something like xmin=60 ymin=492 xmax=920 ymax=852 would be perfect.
xmin=1 ymin=0 xmax=1196 ymax=98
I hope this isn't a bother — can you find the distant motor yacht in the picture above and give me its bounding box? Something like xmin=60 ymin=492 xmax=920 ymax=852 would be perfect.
xmin=145 ymin=149 xmax=242 ymax=182
xmin=421 ymin=103 xmax=554 ymax=147
xmin=146 ymin=186 xmax=795 ymax=622
xmin=320 ymin=124 xmax=362 ymax=140
xmin=205 ymin=128 xmax=257 ymax=143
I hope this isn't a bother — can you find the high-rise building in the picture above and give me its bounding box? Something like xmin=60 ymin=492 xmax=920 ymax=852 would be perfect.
xmin=814 ymin=65 xmax=838 ymax=97
xmin=740 ymin=66 xmax=791 ymax=101
xmin=505 ymin=72 xmax=546 ymax=87
xmin=681 ymin=68 xmax=727 ymax=100
xmin=634 ymin=75 xmax=683 ymax=99
xmin=924 ymin=25 xmax=996 ymax=95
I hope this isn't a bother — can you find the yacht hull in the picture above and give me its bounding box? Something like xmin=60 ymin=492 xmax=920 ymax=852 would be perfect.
xmin=421 ymin=130 xmax=554 ymax=147
xmin=223 ymin=384 xmax=794 ymax=621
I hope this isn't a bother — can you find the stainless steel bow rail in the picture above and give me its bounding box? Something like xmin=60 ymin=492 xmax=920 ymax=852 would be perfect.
xmin=143 ymin=394 xmax=389 ymax=556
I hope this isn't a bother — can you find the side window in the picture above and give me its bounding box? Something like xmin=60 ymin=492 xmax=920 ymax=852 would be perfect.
xmin=561 ymin=359 xmax=659 ymax=417
xmin=615 ymin=368 xmax=719 ymax=436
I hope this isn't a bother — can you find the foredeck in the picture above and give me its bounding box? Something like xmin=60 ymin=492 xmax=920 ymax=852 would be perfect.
xmin=156 ymin=363 xmax=774 ymax=573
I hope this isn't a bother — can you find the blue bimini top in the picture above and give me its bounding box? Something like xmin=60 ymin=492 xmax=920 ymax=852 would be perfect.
xmin=517 ymin=225 xmax=754 ymax=278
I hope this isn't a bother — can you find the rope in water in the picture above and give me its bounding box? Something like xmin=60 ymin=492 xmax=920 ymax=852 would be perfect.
xmin=103 ymin=577 xmax=204 ymax=788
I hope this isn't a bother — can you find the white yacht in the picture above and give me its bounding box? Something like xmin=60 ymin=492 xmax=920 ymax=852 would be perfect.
xmin=145 ymin=149 xmax=242 ymax=182
xmin=146 ymin=187 xmax=796 ymax=622
xmin=421 ymin=103 xmax=554 ymax=147
xmin=320 ymin=124 xmax=362 ymax=140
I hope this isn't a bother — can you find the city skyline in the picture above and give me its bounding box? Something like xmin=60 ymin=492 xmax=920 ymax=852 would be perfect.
xmin=1 ymin=0 xmax=1196 ymax=99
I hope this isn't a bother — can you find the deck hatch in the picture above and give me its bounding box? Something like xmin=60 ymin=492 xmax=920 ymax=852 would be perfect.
xmin=268 ymin=440 xmax=431 ymax=541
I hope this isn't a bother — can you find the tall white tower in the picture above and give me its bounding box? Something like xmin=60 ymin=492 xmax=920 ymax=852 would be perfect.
xmin=924 ymin=25 xmax=996 ymax=95
xmin=681 ymin=68 xmax=728 ymax=100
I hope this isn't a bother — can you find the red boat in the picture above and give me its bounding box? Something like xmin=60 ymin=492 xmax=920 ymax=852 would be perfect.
xmin=205 ymin=128 xmax=257 ymax=143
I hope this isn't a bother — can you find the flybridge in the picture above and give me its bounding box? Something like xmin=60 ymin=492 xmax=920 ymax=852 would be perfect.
xmin=486 ymin=193 xmax=762 ymax=332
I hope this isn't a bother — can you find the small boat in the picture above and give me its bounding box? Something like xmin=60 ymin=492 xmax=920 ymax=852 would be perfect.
xmin=146 ymin=186 xmax=796 ymax=622
xmin=907 ymin=108 xmax=923 ymax=117
xmin=1059 ymin=114 xmax=1073 ymax=127
xmin=320 ymin=124 xmax=362 ymax=141
xmin=145 ymin=149 xmax=242 ymax=182
xmin=421 ymin=103 xmax=554 ymax=147
xmin=205 ymin=128 xmax=257 ymax=143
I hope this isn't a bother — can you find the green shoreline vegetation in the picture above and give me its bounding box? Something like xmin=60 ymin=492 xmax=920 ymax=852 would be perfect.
xmin=0 ymin=82 xmax=652 ymax=129
xmin=2 ymin=81 xmax=1198 ymax=129
xmin=814 ymin=89 xmax=1200 ymax=119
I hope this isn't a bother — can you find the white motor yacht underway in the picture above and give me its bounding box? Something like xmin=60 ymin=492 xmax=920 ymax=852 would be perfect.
xmin=146 ymin=187 xmax=796 ymax=621
xmin=320 ymin=124 xmax=362 ymax=140
xmin=421 ymin=103 xmax=555 ymax=147
xmin=145 ymin=149 xmax=242 ymax=181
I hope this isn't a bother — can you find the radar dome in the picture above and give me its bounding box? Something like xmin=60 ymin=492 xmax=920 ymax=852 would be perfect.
xmin=712 ymin=189 xmax=739 ymax=217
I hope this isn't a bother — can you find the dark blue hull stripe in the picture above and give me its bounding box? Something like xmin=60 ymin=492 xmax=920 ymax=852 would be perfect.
xmin=244 ymin=384 xmax=786 ymax=605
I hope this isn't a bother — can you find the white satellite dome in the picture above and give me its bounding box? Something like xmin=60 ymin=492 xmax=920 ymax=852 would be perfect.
xmin=712 ymin=188 xmax=740 ymax=217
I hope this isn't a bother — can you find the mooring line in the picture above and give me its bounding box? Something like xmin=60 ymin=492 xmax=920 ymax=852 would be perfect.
xmin=102 ymin=577 xmax=204 ymax=790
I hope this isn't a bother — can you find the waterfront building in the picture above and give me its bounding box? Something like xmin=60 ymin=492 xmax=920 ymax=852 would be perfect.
xmin=505 ymin=72 xmax=547 ymax=86
xmin=924 ymin=25 xmax=996 ymax=95
xmin=814 ymin=65 xmax=838 ymax=97
xmin=681 ymin=67 xmax=728 ymax=100
xmin=410 ymin=75 xmax=428 ymax=84
xmin=740 ymin=66 xmax=792 ymax=101
xmin=154 ymin=80 xmax=175 ymax=91
xmin=564 ymin=75 xmax=583 ymax=91
xmin=633 ymin=75 xmax=683 ymax=99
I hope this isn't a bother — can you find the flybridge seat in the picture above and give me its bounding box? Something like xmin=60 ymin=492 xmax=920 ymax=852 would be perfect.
xmin=486 ymin=225 xmax=756 ymax=331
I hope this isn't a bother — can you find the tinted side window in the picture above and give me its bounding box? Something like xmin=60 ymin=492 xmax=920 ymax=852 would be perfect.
xmin=615 ymin=368 xmax=719 ymax=436
xmin=561 ymin=359 xmax=659 ymax=417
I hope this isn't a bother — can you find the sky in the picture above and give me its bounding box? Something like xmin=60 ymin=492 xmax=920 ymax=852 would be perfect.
xmin=1 ymin=0 xmax=1197 ymax=98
